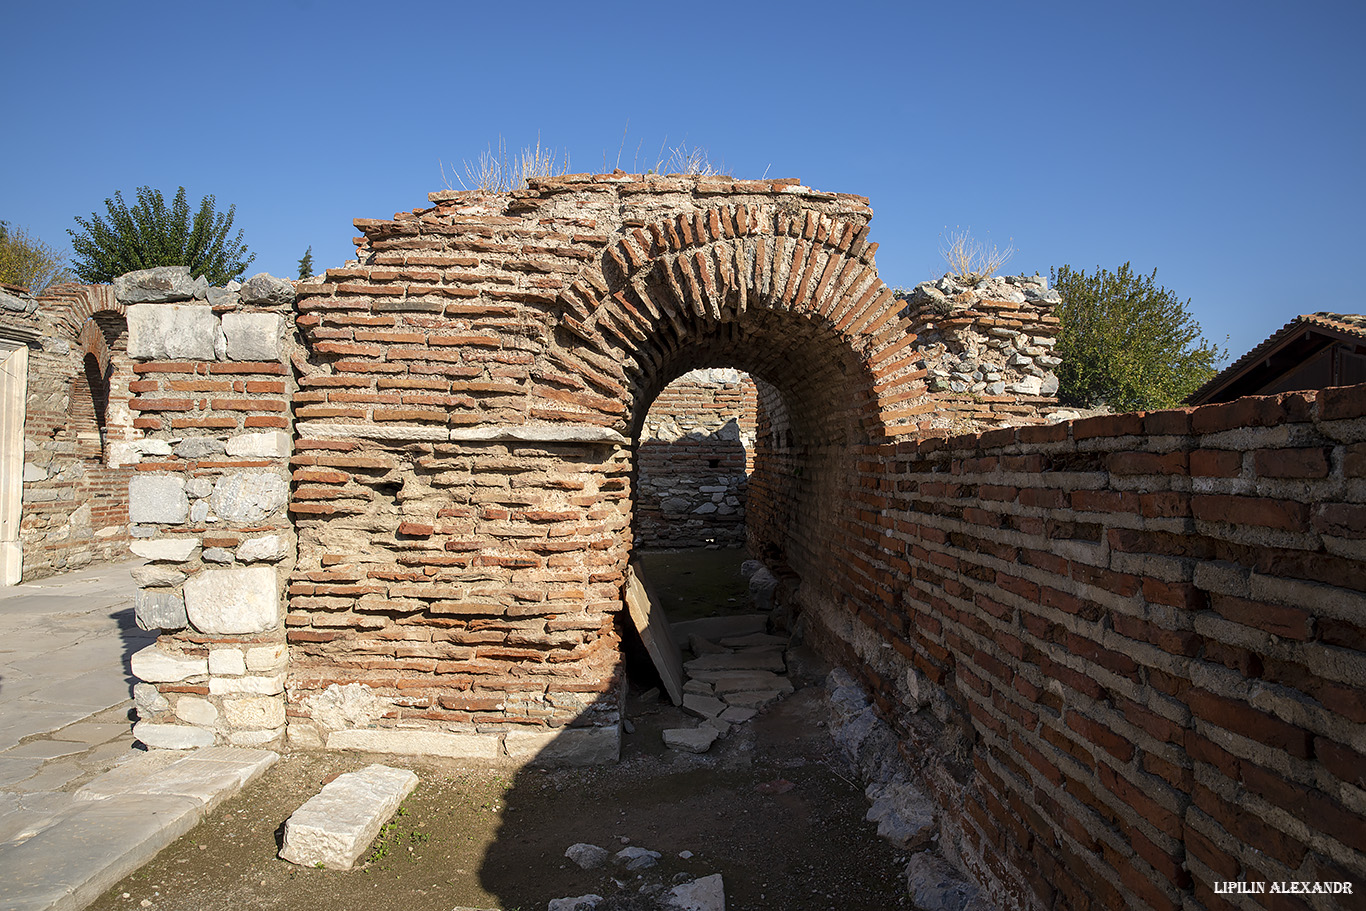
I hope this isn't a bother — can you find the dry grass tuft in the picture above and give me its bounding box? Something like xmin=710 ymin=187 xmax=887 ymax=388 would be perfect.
xmin=939 ymin=227 xmax=1014 ymax=286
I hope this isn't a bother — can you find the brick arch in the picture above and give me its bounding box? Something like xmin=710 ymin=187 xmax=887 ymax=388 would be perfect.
xmin=551 ymin=203 xmax=925 ymax=444
xmin=37 ymin=283 xmax=123 ymax=345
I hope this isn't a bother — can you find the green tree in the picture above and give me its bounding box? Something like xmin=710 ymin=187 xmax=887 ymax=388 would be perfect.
xmin=0 ymin=221 xmax=76 ymax=292
xmin=1051 ymin=263 xmax=1225 ymax=411
xmin=297 ymin=246 xmax=314 ymax=280
xmin=68 ymin=186 xmax=254 ymax=285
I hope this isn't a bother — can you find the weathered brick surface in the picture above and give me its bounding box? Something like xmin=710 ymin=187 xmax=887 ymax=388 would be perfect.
xmin=804 ymin=385 xmax=1366 ymax=911
xmin=3 ymin=284 xmax=133 ymax=579
xmin=16 ymin=176 xmax=1363 ymax=907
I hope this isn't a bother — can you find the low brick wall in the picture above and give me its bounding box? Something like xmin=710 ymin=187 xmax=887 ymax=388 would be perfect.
xmin=802 ymin=386 xmax=1366 ymax=910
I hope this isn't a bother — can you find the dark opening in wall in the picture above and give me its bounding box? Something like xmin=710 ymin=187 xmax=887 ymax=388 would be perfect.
xmin=634 ymin=368 xmax=757 ymax=552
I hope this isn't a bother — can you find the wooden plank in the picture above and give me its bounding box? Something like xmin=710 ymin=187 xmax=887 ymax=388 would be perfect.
xmin=623 ymin=562 xmax=684 ymax=706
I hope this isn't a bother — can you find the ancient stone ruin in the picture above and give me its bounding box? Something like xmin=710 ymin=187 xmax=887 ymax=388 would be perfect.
xmin=2 ymin=173 xmax=1363 ymax=910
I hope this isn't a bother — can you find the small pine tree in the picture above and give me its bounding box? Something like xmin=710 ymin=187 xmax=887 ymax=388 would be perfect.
xmin=297 ymin=246 xmax=314 ymax=280
xmin=68 ymin=186 xmax=254 ymax=285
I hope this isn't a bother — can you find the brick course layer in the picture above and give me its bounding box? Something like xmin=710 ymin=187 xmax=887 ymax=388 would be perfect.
xmin=4 ymin=284 xmax=132 ymax=579
xmin=805 ymin=387 xmax=1366 ymax=910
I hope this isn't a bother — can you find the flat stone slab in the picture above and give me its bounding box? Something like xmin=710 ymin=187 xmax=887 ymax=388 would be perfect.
xmin=671 ymin=614 xmax=767 ymax=642
xmin=77 ymin=746 xmax=278 ymax=813
xmin=683 ymin=649 xmax=785 ymax=674
xmin=720 ymin=689 xmax=786 ymax=710
xmin=279 ymin=764 xmax=419 ymax=870
xmin=1 ymin=740 xmax=88 ymax=761
xmin=666 ymin=872 xmax=726 ymax=911
xmin=0 ymin=794 xmax=202 ymax=911
xmin=662 ymin=727 xmax=718 ymax=754
xmin=718 ymin=633 xmax=788 ymax=649
xmin=688 ymin=670 xmax=794 ymax=695
xmin=682 ymin=694 xmax=727 ymax=720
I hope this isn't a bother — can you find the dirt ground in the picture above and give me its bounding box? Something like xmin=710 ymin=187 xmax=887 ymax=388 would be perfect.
xmin=88 ymin=549 xmax=915 ymax=911
xmin=87 ymin=658 xmax=913 ymax=911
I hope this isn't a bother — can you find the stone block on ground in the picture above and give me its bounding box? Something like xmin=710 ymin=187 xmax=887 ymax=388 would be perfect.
xmin=503 ymin=726 xmax=620 ymax=766
xmin=671 ymin=614 xmax=767 ymax=643
xmin=548 ymin=896 xmax=602 ymax=911
xmin=131 ymin=722 xmax=215 ymax=750
xmin=564 ymin=842 xmax=609 ymax=870
xmin=279 ymin=764 xmax=419 ymax=870
xmin=682 ymin=694 xmax=727 ymax=720
xmin=689 ymin=670 xmax=793 ymax=696
xmin=663 ymin=727 xmax=717 ymax=754
xmin=904 ymin=852 xmax=987 ymax=911
xmin=718 ymin=690 xmax=785 ymax=710
xmin=683 ymin=649 xmax=785 ymax=674
xmin=666 ymin=873 xmax=726 ymax=911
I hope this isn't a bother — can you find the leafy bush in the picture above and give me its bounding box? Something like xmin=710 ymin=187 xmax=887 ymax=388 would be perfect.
xmin=0 ymin=221 xmax=74 ymax=292
xmin=1052 ymin=263 xmax=1225 ymax=411
xmin=68 ymin=186 xmax=254 ymax=284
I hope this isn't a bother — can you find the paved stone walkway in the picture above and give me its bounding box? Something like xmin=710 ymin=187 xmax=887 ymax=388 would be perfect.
xmin=0 ymin=561 xmax=277 ymax=911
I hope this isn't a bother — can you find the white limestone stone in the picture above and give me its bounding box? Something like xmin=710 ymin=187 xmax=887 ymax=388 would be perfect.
xmin=134 ymin=589 xmax=187 ymax=631
xmin=184 ymin=566 xmax=279 ymax=634
xmin=222 ymin=696 xmax=285 ymax=729
xmin=236 ymin=534 xmax=289 ymax=562
xmin=221 ymin=312 xmax=285 ymax=361
xmin=225 ymin=430 xmax=289 ymax=459
xmin=279 ymin=764 xmax=419 ymax=870
xmin=132 ymin=722 xmax=215 ymax=750
xmin=126 ymin=303 xmax=219 ymax=359
xmin=131 ymin=565 xmax=187 ymax=587
xmin=228 ymin=728 xmax=284 ymax=747
xmin=209 ymin=673 xmax=285 ymax=696
xmin=208 ymin=648 xmax=246 ymax=676
xmin=128 ymin=475 xmax=189 ymax=524
xmin=174 ymin=696 xmax=219 ymax=726
xmin=245 ymin=643 xmax=288 ymax=671
xmin=130 ymin=537 xmax=198 ymax=561
xmin=130 ymin=644 xmax=207 ymax=683
xmin=326 ymin=728 xmax=501 ymax=759
xmin=210 ymin=472 xmax=288 ymax=522
xmin=662 ymin=727 xmax=717 ymax=754
xmin=666 ymin=873 xmax=726 ymax=911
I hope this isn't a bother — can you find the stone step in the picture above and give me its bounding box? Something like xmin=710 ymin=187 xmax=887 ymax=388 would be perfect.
xmin=670 ymin=614 xmax=767 ymax=643
xmin=683 ymin=649 xmax=784 ymax=674
xmin=279 ymin=764 xmax=419 ymax=870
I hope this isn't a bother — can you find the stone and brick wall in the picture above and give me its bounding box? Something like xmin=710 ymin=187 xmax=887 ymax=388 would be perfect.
xmin=1 ymin=282 xmax=133 ymax=582
xmin=635 ymin=368 xmax=757 ymax=548
xmin=19 ymin=174 xmax=1362 ymax=908
xmin=114 ymin=268 xmax=298 ymax=751
xmin=802 ymin=386 xmax=1366 ymax=910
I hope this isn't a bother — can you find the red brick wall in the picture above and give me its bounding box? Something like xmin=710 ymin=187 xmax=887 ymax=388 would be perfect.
xmin=802 ymin=386 xmax=1366 ymax=910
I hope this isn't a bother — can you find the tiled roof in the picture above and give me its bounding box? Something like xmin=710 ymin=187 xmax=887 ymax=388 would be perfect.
xmin=1186 ymin=312 xmax=1366 ymax=404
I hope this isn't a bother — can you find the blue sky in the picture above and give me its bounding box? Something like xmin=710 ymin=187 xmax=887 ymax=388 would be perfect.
xmin=4 ymin=0 xmax=1363 ymax=361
